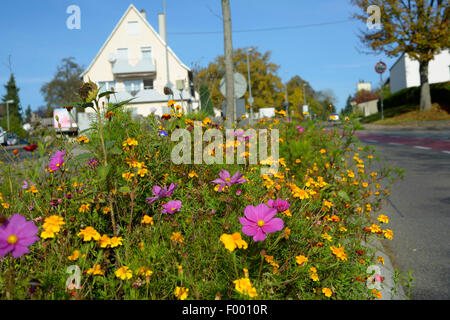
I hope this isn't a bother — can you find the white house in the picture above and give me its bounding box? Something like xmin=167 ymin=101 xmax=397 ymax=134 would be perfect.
xmin=389 ymin=49 xmax=450 ymax=93
xmin=81 ymin=4 xmax=199 ymax=117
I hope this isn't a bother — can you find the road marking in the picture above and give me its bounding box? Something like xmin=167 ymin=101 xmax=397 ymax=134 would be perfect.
xmin=442 ymin=151 xmax=450 ymax=154
xmin=413 ymin=146 xmax=431 ymax=150
xmin=365 ymin=139 xmax=378 ymax=143
xmin=388 ymin=142 xmax=402 ymax=146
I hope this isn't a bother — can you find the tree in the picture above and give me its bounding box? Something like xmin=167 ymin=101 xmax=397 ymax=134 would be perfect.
xmin=351 ymin=0 xmax=449 ymax=111
xmin=199 ymin=83 xmax=215 ymax=116
xmin=25 ymin=105 xmax=32 ymax=123
xmin=2 ymin=73 xmax=22 ymax=122
xmin=41 ymin=57 xmax=84 ymax=112
xmin=286 ymin=75 xmax=326 ymax=118
xmin=343 ymin=95 xmax=354 ymax=115
xmin=194 ymin=47 xmax=285 ymax=113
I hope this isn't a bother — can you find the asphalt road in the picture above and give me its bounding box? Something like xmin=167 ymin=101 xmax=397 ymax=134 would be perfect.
xmin=358 ymin=129 xmax=450 ymax=300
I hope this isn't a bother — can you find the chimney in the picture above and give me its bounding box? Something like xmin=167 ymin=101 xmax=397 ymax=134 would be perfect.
xmin=158 ymin=13 xmax=167 ymax=43
xmin=140 ymin=9 xmax=146 ymax=20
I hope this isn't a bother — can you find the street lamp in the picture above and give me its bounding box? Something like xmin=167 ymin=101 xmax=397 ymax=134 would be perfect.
xmin=246 ymin=47 xmax=254 ymax=124
xmin=6 ymin=99 xmax=14 ymax=132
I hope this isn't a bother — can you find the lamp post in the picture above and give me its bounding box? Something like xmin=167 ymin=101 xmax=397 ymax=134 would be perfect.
xmin=246 ymin=47 xmax=254 ymax=124
xmin=6 ymin=100 xmax=14 ymax=132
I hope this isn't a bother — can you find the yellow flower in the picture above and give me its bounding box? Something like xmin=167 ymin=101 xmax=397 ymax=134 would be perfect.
xmin=177 ymin=265 xmax=183 ymax=275
xmin=362 ymin=182 xmax=369 ymax=188
xmin=282 ymin=209 xmax=292 ymax=217
xmin=377 ymin=256 xmax=385 ymax=265
xmin=26 ymin=185 xmax=39 ymax=194
xmin=283 ymin=227 xmax=291 ymax=239
xmin=170 ymin=232 xmax=183 ymax=244
xmin=309 ymin=267 xmax=319 ymax=282
xmin=122 ymin=138 xmax=138 ymax=150
xmin=41 ymin=229 xmax=56 ymax=239
xmin=233 ymin=278 xmax=258 ymax=298
xmin=137 ymin=168 xmax=148 ymax=177
xmin=321 ymin=232 xmax=332 ymax=242
xmin=76 ymin=136 xmax=89 ymax=143
xmin=296 ymin=255 xmax=308 ymax=266
xmin=383 ymin=229 xmax=393 ymax=240
xmin=372 ymin=289 xmax=382 ymax=299
xmin=319 ymin=149 xmax=326 ymax=154
xmin=77 ymin=226 xmax=101 ymax=242
xmin=122 ymin=172 xmax=135 ymax=182
xmin=43 ymin=215 xmax=65 ymax=233
xmin=141 ymin=215 xmax=154 ymax=225
xmin=2 ymin=203 xmax=10 ymax=209
xmin=339 ymin=226 xmax=348 ymax=232
xmin=188 ymin=170 xmax=198 ymax=178
xmin=115 ymin=266 xmax=132 ymax=280
xmin=368 ymin=224 xmax=381 ymax=233
xmin=110 ymin=237 xmax=123 ymax=248
xmin=98 ymin=234 xmax=111 ymax=248
xmin=322 ymin=287 xmax=332 ymax=298
xmin=377 ymin=214 xmax=389 ymax=224
xmin=103 ymin=206 xmax=111 ymax=214
xmin=78 ymin=203 xmax=91 ymax=213
xmin=87 ymin=264 xmax=105 ymax=276
xmin=330 ymin=244 xmax=348 ymax=261
xmin=174 ymin=286 xmax=189 ymax=300
xmin=68 ymin=250 xmax=81 ymax=261
xmin=136 ymin=267 xmax=153 ymax=278
xmin=220 ymin=232 xmax=248 ymax=252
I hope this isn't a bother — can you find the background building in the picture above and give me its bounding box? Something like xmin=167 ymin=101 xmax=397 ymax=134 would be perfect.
xmin=389 ymin=49 xmax=450 ymax=94
xmin=81 ymin=4 xmax=199 ymax=117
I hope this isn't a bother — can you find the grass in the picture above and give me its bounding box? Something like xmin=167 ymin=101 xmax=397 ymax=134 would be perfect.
xmin=360 ymin=103 xmax=450 ymax=125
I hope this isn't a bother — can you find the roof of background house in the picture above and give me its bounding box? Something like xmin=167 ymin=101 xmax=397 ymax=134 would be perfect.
xmin=80 ymin=4 xmax=190 ymax=78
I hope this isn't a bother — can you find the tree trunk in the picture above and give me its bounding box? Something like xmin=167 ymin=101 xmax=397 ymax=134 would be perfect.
xmin=419 ymin=60 xmax=432 ymax=111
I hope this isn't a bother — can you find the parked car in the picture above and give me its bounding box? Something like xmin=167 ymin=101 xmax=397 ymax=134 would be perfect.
xmin=0 ymin=126 xmax=5 ymax=145
xmin=328 ymin=113 xmax=340 ymax=122
xmin=6 ymin=133 xmax=18 ymax=146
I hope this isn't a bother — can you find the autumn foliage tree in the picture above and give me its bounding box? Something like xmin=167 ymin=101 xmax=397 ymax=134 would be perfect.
xmin=193 ymin=47 xmax=285 ymax=113
xmin=351 ymin=0 xmax=449 ymax=111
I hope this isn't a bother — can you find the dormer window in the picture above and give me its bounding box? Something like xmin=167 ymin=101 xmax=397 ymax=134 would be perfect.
xmin=127 ymin=21 xmax=140 ymax=35
xmin=141 ymin=47 xmax=152 ymax=60
xmin=143 ymin=79 xmax=154 ymax=90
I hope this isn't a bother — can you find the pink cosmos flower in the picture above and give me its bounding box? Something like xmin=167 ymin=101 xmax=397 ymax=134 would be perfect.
xmin=296 ymin=126 xmax=305 ymax=133
xmin=212 ymin=170 xmax=247 ymax=192
xmin=49 ymin=150 xmax=66 ymax=172
xmin=161 ymin=200 xmax=182 ymax=214
xmin=267 ymin=198 xmax=290 ymax=213
xmin=239 ymin=204 xmax=284 ymax=242
xmin=146 ymin=183 xmax=178 ymax=205
xmin=0 ymin=214 xmax=40 ymax=258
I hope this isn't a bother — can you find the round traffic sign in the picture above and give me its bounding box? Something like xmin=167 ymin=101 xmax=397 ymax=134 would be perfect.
xmin=375 ymin=61 xmax=387 ymax=74
xmin=220 ymin=72 xmax=247 ymax=99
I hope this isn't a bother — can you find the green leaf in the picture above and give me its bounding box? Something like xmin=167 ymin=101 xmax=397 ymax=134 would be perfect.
xmin=97 ymin=164 xmax=110 ymax=180
xmin=72 ymin=152 xmax=94 ymax=163
xmin=107 ymin=98 xmax=135 ymax=113
xmin=110 ymin=147 xmax=122 ymax=155
xmin=98 ymin=91 xmax=115 ymax=99
xmin=38 ymin=141 xmax=44 ymax=158
xmin=337 ymin=190 xmax=350 ymax=202
xmin=118 ymin=186 xmax=131 ymax=193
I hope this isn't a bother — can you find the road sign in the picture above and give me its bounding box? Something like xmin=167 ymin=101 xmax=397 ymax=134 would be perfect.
xmin=223 ymin=99 xmax=246 ymax=119
xmin=375 ymin=61 xmax=387 ymax=74
xmin=220 ymin=72 xmax=247 ymax=99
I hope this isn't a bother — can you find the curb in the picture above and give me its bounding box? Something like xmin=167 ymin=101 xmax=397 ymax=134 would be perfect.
xmin=362 ymin=237 xmax=407 ymax=300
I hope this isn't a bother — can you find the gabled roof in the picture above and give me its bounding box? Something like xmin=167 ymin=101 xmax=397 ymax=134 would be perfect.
xmin=80 ymin=4 xmax=190 ymax=78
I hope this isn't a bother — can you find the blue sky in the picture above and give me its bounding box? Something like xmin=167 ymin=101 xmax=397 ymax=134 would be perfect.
xmin=0 ymin=0 xmax=398 ymax=113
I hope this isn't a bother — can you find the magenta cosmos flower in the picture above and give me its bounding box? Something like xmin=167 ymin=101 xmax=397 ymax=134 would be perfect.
xmin=239 ymin=204 xmax=284 ymax=242
xmin=161 ymin=200 xmax=182 ymax=214
xmin=0 ymin=214 xmax=40 ymax=258
xmin=49 ymin=150 xmax=66 ymax=172
xmin=267 ymin=198 xmax=290 ymax=213
xmin=296 ymin=126 xmax=304 ymax=133
xmin=146 ymin=183 xmax=178 ymax=205
xmin=212 ymin=170 xmax=247 ymax=192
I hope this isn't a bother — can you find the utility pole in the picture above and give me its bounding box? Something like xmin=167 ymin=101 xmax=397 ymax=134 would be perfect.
xmin=380 ymin=73 xmax=384 ymax=120
xmin=246 ymin=47 xmax=254 ymax=125
xmin=6 ymin=100 xmax=14 ymax=132
xmin=284 ymin=72 xmax=289 ymax=121
xmin=221 ymin=0 xmax=235 ymax=128
xmin=163 ymin=0 xmax=173 ymax=101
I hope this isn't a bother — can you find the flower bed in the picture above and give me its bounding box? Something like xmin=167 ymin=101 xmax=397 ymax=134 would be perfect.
xmin=0 ymin=85 xmax=402 ymax=300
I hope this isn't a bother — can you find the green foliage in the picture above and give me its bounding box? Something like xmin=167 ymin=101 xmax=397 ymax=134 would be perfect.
xmin=199 ymin=83 xmax=215 ymax=116
xmin=40 ymin=57 xmax=84 ymax=112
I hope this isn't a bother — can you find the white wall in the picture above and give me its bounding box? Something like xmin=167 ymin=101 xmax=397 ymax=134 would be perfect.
xmin=390 ymin=55 xmax=407 ymax=93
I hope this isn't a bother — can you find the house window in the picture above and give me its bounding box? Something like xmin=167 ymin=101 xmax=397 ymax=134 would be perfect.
xmin=143 ymin=79 xmax=154 ymax=90
xmin=127 ymin=21 xmax=140 ymax=35
xmin=98 ymin=81 xmax=116 ymax=93
xmin=117 ymin=48 xmax=128 ymax=61
xmin=124 ymin=80 xmax=142 ymax=94
xmin=141 ymin=47 xmax=152 ymax=60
